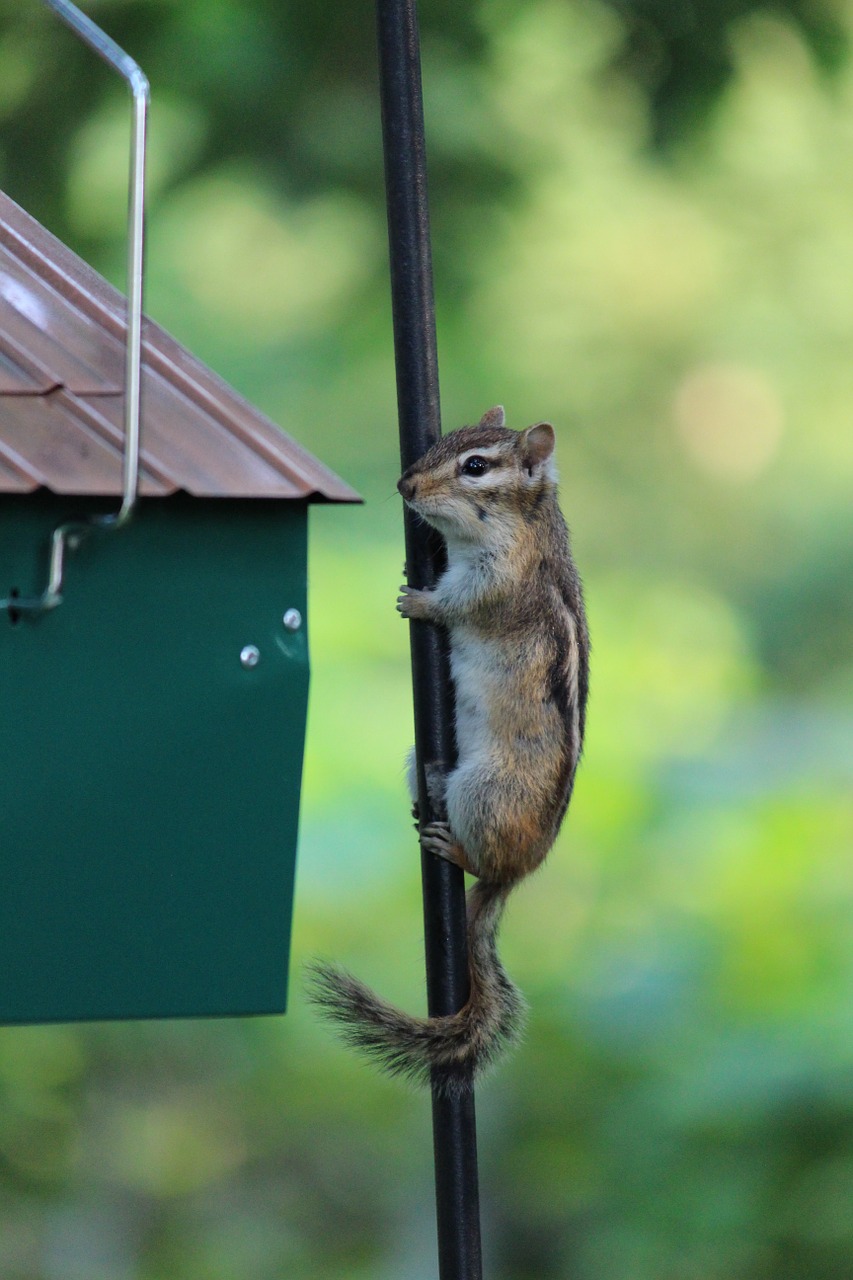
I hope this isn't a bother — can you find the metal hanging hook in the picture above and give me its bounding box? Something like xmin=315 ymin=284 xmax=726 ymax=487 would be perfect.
xmin=2 ymin=0 xmax=148 ymax=615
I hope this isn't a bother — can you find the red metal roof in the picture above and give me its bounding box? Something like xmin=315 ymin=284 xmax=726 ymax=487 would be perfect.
xmin=0 ymin=190 xmax=359 ymax=503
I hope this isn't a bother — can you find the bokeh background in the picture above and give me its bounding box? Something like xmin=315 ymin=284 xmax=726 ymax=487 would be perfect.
xmin=2 ymin=0 xmax=853 ymax=1276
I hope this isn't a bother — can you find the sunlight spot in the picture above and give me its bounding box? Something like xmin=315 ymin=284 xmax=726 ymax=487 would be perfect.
xmin=673 ymin=362 xmax=784 ymax=480
xmin=155 ymin=172 xmax=378 ymax=341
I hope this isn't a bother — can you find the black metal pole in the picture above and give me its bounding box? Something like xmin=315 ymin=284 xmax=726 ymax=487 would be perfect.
xmin=375 ymin=2 xmax=483 ymax=1277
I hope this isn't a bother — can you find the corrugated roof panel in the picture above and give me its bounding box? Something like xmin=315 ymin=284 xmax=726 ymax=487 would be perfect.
xmin=0 ymin=256 xmax=124 ymax=393
xmin=0 ymin=393 xmax=172 ymax=496
xmin=0 ymin=190 xmax=360 ymax=503
xmin=0 ymin=439 xmax=42 ymax=491
xmin=78 ymin=384 xmax=307 ymax=499
xmin=0 ymin=347 xmax=54 ymax=394
xmin=50 ymin=390 xmax=175 ymax=497
xmin=142 ymin=333 xmax=359 ymax=499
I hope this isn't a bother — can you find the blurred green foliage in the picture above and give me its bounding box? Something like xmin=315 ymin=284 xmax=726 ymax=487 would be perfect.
xmin=1 ymin=0 xmax=853 ymax=1276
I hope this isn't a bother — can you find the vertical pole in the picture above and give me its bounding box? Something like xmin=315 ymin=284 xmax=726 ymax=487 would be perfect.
xmin=375 ymin=2 xmax=484 ymax=1278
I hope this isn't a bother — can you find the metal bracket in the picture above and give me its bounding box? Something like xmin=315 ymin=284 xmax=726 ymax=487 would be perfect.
xmin=2 ymin=0 xmax=148 ymax=615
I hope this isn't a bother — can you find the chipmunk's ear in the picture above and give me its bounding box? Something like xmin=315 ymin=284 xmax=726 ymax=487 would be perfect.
xmin=521 ymin=422 xmax=555 ymax=470
xmin=478 ymin=405 xmax=506 ymax=429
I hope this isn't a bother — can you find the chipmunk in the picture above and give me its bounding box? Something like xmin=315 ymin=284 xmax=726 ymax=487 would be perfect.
xmin=308 ymin=406 xmax=589 ymax=1096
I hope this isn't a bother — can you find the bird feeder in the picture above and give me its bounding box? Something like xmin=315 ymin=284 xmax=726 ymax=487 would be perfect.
xmin=0 ymin=188 xmax=359 ymax=1024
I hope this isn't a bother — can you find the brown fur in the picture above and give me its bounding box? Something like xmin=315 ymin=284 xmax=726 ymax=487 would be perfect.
xmin=308 ymin=409 xmax=589 ymax=1094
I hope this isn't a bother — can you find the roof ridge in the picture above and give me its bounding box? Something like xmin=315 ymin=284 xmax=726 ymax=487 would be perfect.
xmin=0 ymin=437 xmax=44 ymax=485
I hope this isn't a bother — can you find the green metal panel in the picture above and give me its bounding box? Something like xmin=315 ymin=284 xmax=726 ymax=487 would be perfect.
xmin=0 ymin=492 xmax=308 ymax=1023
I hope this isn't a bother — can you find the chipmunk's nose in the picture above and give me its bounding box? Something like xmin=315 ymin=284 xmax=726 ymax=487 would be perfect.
xmin=398 ymin=473 xmax=417 ymax=501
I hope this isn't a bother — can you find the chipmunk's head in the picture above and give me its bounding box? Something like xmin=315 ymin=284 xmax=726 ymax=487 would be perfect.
xmin=397 ymin=407 xmax=557 ymax=543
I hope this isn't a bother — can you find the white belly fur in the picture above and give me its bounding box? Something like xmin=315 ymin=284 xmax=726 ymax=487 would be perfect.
xmin=449 ymin=629 xmax=504 ymax=763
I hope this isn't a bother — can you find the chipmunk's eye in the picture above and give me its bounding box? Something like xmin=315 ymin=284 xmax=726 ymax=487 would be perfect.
xmin=461 ymin=456 xmax=489 ymax=477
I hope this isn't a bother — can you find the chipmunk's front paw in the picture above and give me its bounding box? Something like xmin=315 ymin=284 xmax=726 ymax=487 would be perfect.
xmin=397 ymin=584 xmax=434 ymax=620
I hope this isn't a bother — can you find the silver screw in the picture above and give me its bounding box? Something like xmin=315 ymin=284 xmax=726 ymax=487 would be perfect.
xmin=282 ymin=608 xmax=302 ymax=632
xmin=240 ymin=644 xmax=260 ymax=668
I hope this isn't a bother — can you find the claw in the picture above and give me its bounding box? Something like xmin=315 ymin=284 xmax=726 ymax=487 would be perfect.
xmin=397 ymin=583 xmax=432 ymax=620
xmin=420 ymin=820 xmax=453 ymax=850
xmin=420 ymin=822 xmax=477 ymax=875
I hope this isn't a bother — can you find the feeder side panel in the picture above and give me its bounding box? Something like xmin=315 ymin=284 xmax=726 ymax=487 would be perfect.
xmin=0 ymin=492 xmax=308 ymax=1023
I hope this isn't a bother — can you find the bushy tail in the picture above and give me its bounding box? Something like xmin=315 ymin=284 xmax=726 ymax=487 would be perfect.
xmin=306 ymin=880 xmax=526 ymax=1097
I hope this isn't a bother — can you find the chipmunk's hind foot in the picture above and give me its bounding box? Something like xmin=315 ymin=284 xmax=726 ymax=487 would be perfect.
xmin=420 ymin=822 xmax=479 ymax=877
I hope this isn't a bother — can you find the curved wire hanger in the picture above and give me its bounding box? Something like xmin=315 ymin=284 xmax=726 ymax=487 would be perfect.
xmin=2 ymin=0 xmax=148 ymax=614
